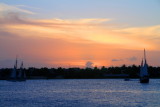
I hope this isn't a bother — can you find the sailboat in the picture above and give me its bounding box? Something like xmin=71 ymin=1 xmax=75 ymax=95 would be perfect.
xmin=140 ymin=49 xmax=149 ymax=83
xmin=8 ymin=58 xmax=26 ymax=82
xmin=17 ymin=61 xmax=26 ymax=81
xmin=8 ymin=57 xmax=18 ymax=81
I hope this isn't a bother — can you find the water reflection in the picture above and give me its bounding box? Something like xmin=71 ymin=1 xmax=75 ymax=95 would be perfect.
xmin=0 ymin=79 xmax=160 ymax=107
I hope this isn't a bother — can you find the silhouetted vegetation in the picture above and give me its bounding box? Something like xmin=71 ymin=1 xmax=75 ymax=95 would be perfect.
xmin=1 ymin=65 xmax=160 ymax=80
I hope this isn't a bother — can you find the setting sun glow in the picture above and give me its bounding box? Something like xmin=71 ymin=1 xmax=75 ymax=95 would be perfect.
xmin=0 ymin=1 xmax=160 ymax=68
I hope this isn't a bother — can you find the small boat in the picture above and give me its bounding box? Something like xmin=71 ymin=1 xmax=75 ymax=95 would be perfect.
xmin=17 ymin=61 xmax=26 ymax=81
xmin=7 ymin=57 xmax=26 ymax=82
xmin=140 ymin=49 xmax=149 ymax=83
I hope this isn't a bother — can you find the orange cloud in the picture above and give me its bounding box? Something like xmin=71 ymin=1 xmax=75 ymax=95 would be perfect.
xmin=1 ymin=15 xmax=157 ymax=50
xmin=0 ymin=5 xmax=160 ymax=67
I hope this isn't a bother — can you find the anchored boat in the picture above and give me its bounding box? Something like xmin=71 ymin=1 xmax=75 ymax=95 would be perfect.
xmin=140 ymin=49 xmax=149 ymax=83
xmin=8 ymin=57 xmax=26 ymax=82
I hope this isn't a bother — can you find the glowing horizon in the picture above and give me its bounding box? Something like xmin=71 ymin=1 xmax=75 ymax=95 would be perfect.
xmin=0 ymin=1 xmax=160 ymax=68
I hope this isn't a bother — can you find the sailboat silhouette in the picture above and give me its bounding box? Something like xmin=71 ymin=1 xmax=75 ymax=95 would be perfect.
xmin=8 ymin=57 xmax=26 ymax=82
xmin=140 ymin=49 xmax=149 ymax=83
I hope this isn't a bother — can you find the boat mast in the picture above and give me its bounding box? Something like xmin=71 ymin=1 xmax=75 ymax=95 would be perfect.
xmin=15 ymin=56 xmax=18 ymax=69
xmin=144 ymin=49 xmax=147 ymax=64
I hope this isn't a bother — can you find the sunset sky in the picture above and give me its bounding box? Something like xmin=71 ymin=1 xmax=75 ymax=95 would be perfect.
xmin=0 ymin=0 xmax=160 ymax=68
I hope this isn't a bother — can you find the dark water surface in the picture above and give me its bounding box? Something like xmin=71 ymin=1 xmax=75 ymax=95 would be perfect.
xmin=0 ymin=79 xmax=160 ymax=107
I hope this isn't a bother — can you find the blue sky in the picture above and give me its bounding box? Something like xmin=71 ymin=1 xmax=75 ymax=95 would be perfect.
xmin=0 ymin=0 xmax=160 ymax=68
xmin=1 ymin=0 xmax=160 ymax=26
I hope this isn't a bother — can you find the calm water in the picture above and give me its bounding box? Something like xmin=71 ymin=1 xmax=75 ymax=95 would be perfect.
xmin=0 ymin=79 xmax=160 ymax=107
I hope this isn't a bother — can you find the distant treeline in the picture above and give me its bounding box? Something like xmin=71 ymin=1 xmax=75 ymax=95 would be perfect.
xmin=0 ymin=65 xmax=160 ymax=80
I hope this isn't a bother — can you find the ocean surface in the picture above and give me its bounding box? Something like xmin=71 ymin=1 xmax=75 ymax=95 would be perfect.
xmin=0 ymin=79 xmax=160 ymax=107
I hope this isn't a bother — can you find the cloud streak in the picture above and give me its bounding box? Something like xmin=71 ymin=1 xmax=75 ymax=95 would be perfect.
xmin=0 ymin=3 xmax=34 ymax=15
xmin=1 ymin=3 xmax=160 ymax=67
xmin=127 ymin=56 xmax=137 ymax=61
xmin=1 ymin=12 xmax=158 ymax=50
xmin=112 ymin=59 xmax=123 ymax=62
xmin=0 ymin=3 xmax=159 ymax=51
